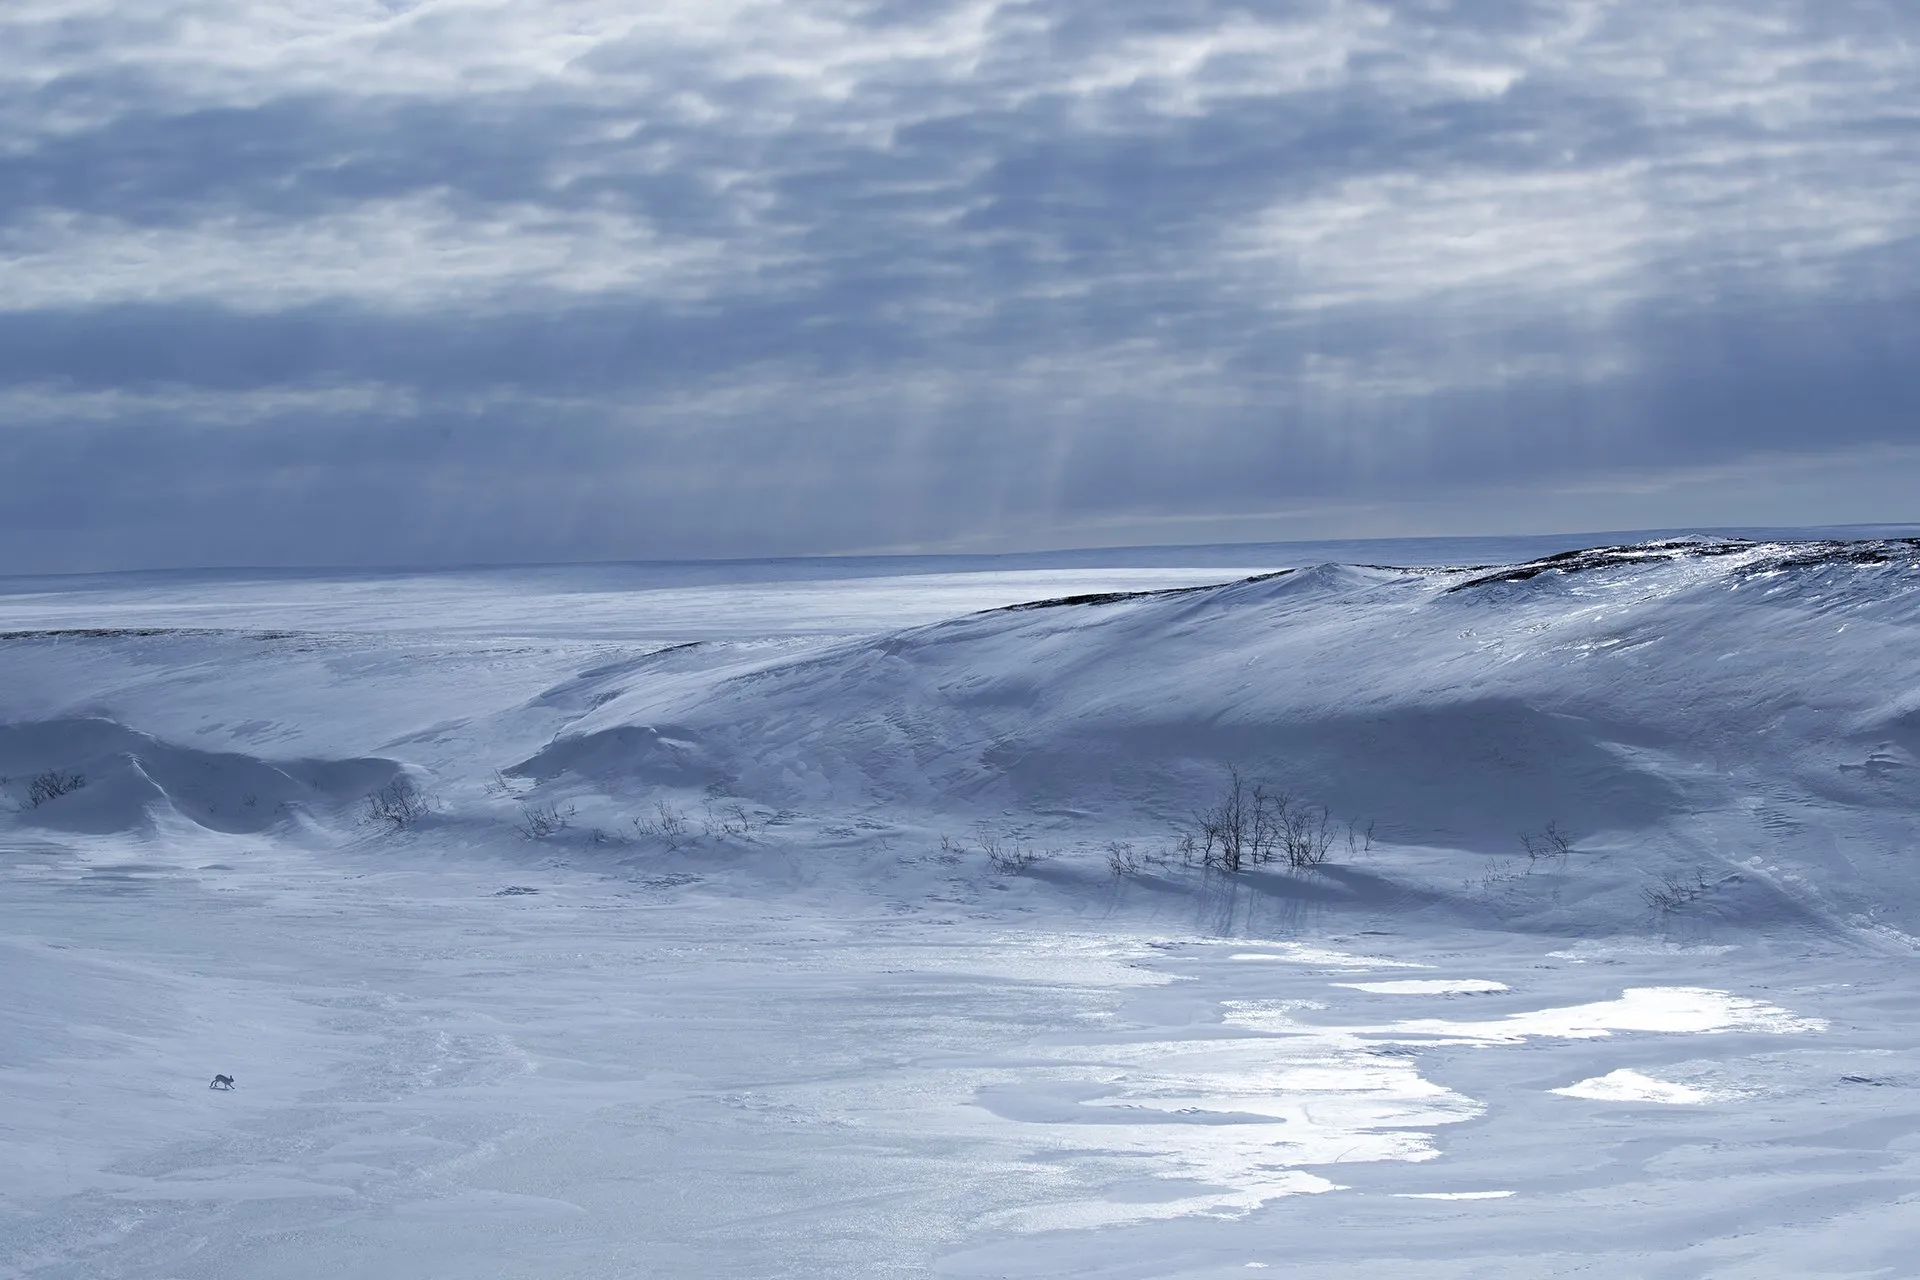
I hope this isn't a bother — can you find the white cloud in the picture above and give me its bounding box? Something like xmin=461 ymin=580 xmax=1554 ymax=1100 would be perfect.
xmin=0 ymin=195 xmax=746 ymax=310
xmin=0 ymin=0 xmax=1915 ymax=567
xmin=4 ymin=0 xmax=1911 ymax=318
xmin=0 ymin=381 xmax=415 ymax=423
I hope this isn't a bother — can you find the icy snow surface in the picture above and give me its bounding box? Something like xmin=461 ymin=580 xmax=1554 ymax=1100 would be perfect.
xmin=4 ymin=532 xmax=1920 ymax=1277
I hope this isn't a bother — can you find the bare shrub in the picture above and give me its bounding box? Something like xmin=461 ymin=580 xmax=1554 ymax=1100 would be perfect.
xmin=978 ymin=831 xmax=1044 ymax=874
xmin=1521 ymin=821 xmax=1573 ymax=872
xmin=703 ymin=799 xmax=758 ymax=841
xmin=1106 ymin=840 xmax=1143 ymax=878
xmin=1183 ymin=767 xmax=1338 ymax=872
xmin=1279 ymin=801 xmax=1336 ymax=868
xmin=482 ymin=770 xmax=527 ymax=799
xmin=365 ymin=777 xmax=430 ymax=830
xmin=1644 ymin=869 xmax=1712 ymax=913
xmin=515 ymin=800 xmax=575 ymax=840
xmin=27 ymin=770 xmax=87 ymax=808
xmin=1194 ymin=767 xmax=1274 ymax=872
xmin=633 ymin=800 xmax=689 ymax=850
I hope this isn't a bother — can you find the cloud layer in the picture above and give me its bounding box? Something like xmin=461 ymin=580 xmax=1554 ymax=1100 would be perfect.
xmin=4 ymin=0 xmax=1917 ymax=569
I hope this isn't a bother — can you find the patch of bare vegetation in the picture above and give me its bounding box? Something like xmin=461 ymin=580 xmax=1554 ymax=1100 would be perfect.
xmin=365 ymin=776 xmax=431 ymax=830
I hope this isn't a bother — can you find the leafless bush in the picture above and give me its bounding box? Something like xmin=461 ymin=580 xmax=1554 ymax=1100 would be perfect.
xmin=1521 ymin=821 xmax=1573 ymax=872
xmin=365 ymin=776 xmax=430 ymax=830
xmin=1280 ymin=802 xmax=1336 ymax=868
xmin=979 ymin=831 xmax=1044 ymax=874
xmin=515 ymin=800 xmax=575 ymax=840
xmin=1106 ymin=840 xmax=1144 ymax=878
xmin=27 ymin=769 xmax=87 ymax=808
xmin=1345 ymin=819 xmax=1375 ymax=860
xmin=482 ymin=770 xmax=527 ymax=799
xmin=633 ymin=800 xmax=689 ymax=850
xmin=1194 ymin=768 xmax=1277 ymax=872
xmin=1644 ymin=869 xmax=1712 ymax=913
xmin=1182 ymin=767 xmax=1337 ymax=872
xmin=703 ymin=798 xmax=759 ymax=841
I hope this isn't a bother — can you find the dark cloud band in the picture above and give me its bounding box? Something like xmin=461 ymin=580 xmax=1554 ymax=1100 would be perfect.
xmin=1 ymin=0 xmax=1914 ymax=569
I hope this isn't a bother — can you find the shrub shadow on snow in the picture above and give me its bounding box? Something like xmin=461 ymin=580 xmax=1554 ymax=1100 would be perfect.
xmin=1004 ymin=698 xmax=1688 ymax=854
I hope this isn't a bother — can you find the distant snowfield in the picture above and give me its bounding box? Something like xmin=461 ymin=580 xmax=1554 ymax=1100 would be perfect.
xmin=3 ymin=533 xmax=1919 ymax=1277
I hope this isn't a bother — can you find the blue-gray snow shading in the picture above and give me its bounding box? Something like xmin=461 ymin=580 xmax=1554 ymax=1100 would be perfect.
xmin=514 ymin=538 xmax=1920 ymax=928
xmin=5 ymin=539 xmax=1920 ymax=1278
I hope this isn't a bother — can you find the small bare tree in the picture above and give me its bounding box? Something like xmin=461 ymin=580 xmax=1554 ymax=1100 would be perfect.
xmin=977 ymin=830 xmax=1044 ymax=874
xmin=365 ymin=777 xmax=430 ymax=830
xmin=27 ymin=770 xmax=87 ymax=808
xmin=1521 ymin=821 xmax=1573 ymax=872
xmin=1281 ymin=801 xmax=1335 ymax=867
xmin=515 ymin=800 xmax=575 ymax=840
xmin=482 ymin=770 xmax=527 ymax=799
xmin=702 ymin=799 xmax=758 ymax=841
xmin=1643 ymin=869 xmax=1712 ymax=913
xmin=1184 ymin=768 xmax=1341 ymax=872
xmin=1190 ymin=767 xmax=1277 ymax=872
xmin=633 ymin=799 xmax=689 ymax=850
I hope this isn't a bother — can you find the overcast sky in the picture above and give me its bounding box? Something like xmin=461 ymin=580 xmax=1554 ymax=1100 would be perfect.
xmin=3 ymin=0 xmax=1916 ymax=571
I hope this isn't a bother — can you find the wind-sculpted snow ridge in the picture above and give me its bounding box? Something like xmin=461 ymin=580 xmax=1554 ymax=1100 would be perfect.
xmin=993 ymin=569 xmax=1295 ymax=612
xmin=0 ymin=716 xmax=406 ymax=836
xmin=519 ymin=537 xmax=1920 ymax=932
xmin=984 ymin=535 xmax=1920 ymax=603
xmin=8 ymin=548 xmax=1920 ymax=1277
xmin=0 ymin=627 xmax=306 ymax=641
xmin=1442 ymin=535 xmax=1920 ymax=591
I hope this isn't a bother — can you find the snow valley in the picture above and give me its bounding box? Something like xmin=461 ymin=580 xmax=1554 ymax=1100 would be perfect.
xmin=3 ymin=533 xmax=1919 ymax=1278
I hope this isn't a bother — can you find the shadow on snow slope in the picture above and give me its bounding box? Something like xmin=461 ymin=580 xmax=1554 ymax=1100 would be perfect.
xmin=514 ymin=540 xmax=1920 ymax=860
xmin=0 ymin=716 xmax=406 ymax=836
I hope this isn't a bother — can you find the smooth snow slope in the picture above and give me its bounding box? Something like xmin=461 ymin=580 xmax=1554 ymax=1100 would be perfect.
xmin=2 ymin=534 xmax=1918 ymax=1278
xmin=517 ymin=537 xmax=1920 ymax=935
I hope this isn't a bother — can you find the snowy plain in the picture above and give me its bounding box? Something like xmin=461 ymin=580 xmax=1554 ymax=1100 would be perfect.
xmin=3 ymin=528 xmax=1920 ymax=1278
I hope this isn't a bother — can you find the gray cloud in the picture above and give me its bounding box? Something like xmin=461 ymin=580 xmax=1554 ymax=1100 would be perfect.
xmin=1 ymin=0 xmax=1915 ymax=570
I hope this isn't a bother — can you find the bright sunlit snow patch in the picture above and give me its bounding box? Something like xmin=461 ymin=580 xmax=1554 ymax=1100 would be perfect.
xmin=1374 ymin=987 xmax=1825 ymax=1045
xmin=1552 ymin=1069 xmax=1711 ymax=1105
xmin=987 ymin=1170 xmax=1344 ymax=1233
xmin=1219 ymin=999 xmax=1329 ymax=1032
xmin=1393 ymin=1190 xmax=1516 ymax=1200
xmin=1335 ymin=979 xmax=1509 ymax=995
xmin=978 ymin=979 xmax=1816 ymax=1232
xmin=1547 ymin=941 xmax=1739 ymax=961
xmin=898 ymin=934 xmax=1181 ymax=987
xmin=1228 ymin=944 xmax=1428 ymax=970
xmin=978 ymin=993 xmax=1484 ymax=1229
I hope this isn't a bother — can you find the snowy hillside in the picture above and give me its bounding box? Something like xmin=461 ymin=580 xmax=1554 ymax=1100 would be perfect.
xmin=3 ymin=536 xmax=1919 ymax=1277
xmin=529 ymin=537 xmax=1920 ymax=885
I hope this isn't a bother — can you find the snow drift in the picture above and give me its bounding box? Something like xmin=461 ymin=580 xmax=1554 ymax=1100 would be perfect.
xmin=7 ymin=536 xmax=1920 ymax=1279
xmin=523 ymin=539 xmax=1920 ymax=821
xmin=513 ymin=537 xmax=1920 ymax=923
xmin=1 ymin=715 xmax=405 ymax=835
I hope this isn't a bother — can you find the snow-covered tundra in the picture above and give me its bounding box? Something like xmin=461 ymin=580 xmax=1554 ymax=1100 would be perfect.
xmin=3 ymin=535 xmax=1917 ymax=1277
